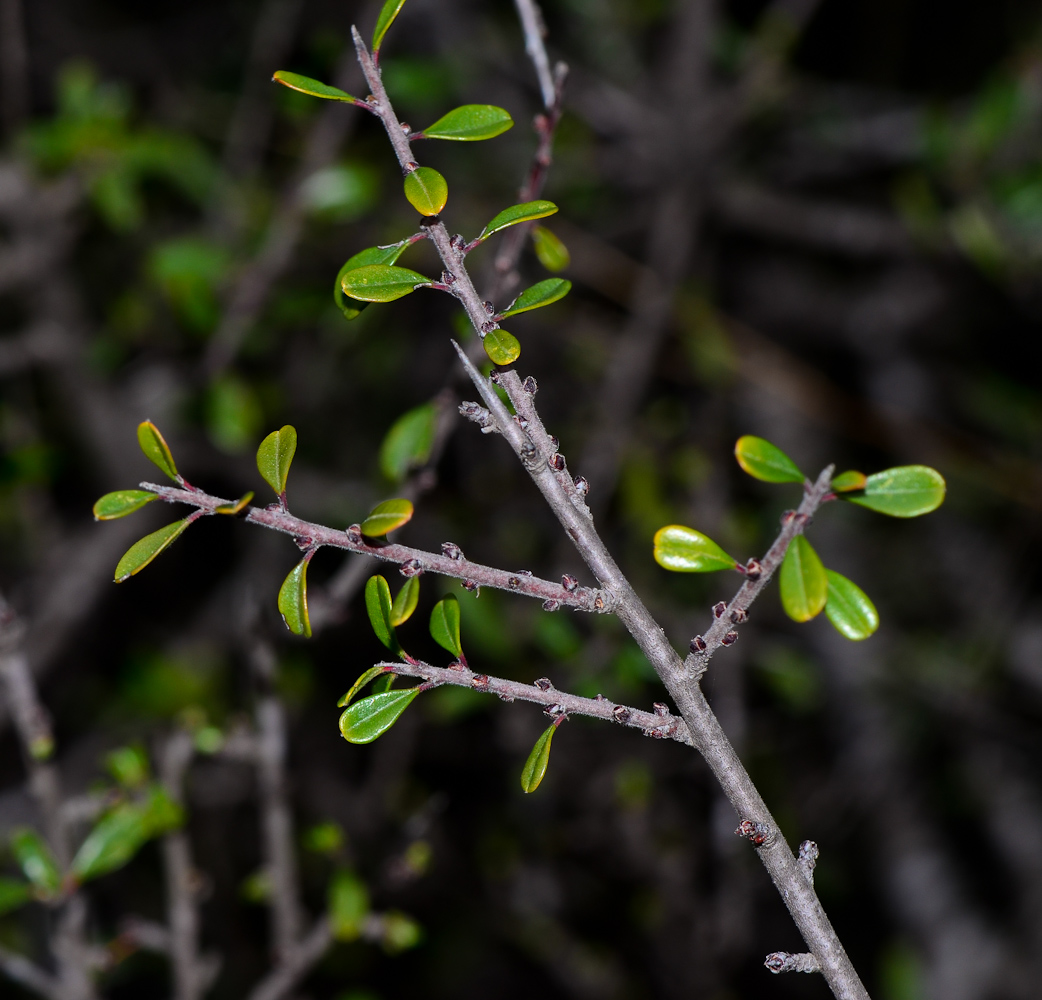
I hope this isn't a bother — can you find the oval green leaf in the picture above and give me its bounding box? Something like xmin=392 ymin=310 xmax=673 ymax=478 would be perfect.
xmin=256 ymin=425 xmax=297 ymax=497
xmin=338 ymin=666 xmax=390 ymax=708
xmin=499 ymin=278 xmax=571 ymax=319
xmin=329 ymin=870 xmax=370 ymax=941
xmin=429 ymin=594 xmax=462 ymax=659
xmin=0 ymin=877 xmax=31 ymax=916
xmin=214 ymin=491 xmax=254 ymax=515
xmin=137 ymin=420 xmax=178 ymax=480
xmin=341 ymin=264 xmax=432 ymax=303
xmin=11 ymin=829 xmax=61 ymax=896
xmin=734 ymin=435 xmax=804 ymax=484
xmin=114 ymin=519 xmax=191 ymax=582
xmin=532 ymin=225 xmax=570 ymax=272
xmin=520 ymin=724 xmax=556 ymax=793
xmin=825 ymin=570 xmax=879 ymax=641
xmin=93 ymin=490 xmax=156 ymax=521
xmin=365 ymin=575 xmax=401 ymax=654
xmin=272 ymin=70 xmax=357 ymax=103
xmin=391 ymin=576 xmax=420 ymax=627
xmin=278 ymin=558 xmax=311 ymax=638
xmin=479 ymin=200 xmax=558 ymax=241
xmin=71 ymin=804 xmax=149 ymax=883
xmin=831 ymin=470 xmax=867 ymax=493
xmin=379 ymin=402 xmax=437 ymax=482
xmin=419 ymin=104 xmax=513 ymax=141
xmin=779 ymin=535 xmax=827 ymax=622
xmin=339 ymin=688 xmax=419 ymax=744
xmin=653 ymin=525 xmax=738 ymax=573
xmin=373 ymin=0 xmax=408 ymax=51
xmin=403 ymin=166 xmax=447 ymax=216
xmin=334 ymin=243 xmax=410 ymax=319
xmin=483 ymin=328 xmax=521 ymax=366
xmin=846 ymin=465 xmax=946 ymax=517
xmin=361 ymin=498 xmax=414 ymax=537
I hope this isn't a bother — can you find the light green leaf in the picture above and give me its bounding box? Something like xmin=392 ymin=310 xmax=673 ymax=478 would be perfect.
xmin=520 ymin=724 xmax=556 ymax=793
xmin=429 ymin=594 xmax=462 ymax=659
xmin=341 ymin=264 xmax=432 ymax=303
xmin=334 ymin=242 xmax=409 ymax=319
xmin=365 ymin=575 xmax=401 ymax=654
xmin=71 ymin=804 xmax=148 ymax=883
xmin=11 ymin=829 xmax=61 ymax=896
xmin=734 ymin=435 xmax=804 ymax=483
xmin=499 ymin=278 xmax=571 ymax=319
xmin=372 ymin=672 xmax=397 ymax=693
xmin=339 ymin=689 xmax=420 ymax=744
xmin=256 ymin=425 xmax=297 ymax=497
xmin=338 ymin=666 xmax=390 ymax=707
xmin=272 ymin=70 xmax=357 ymax=103
xmin=419 ymin=104 xmax=513 ymax=141
xmin=847 ymin=465 xmax=946 ymax=517
xmin=93 ymin=490 xmax=156 ymax=520
xmin=329 ymin=870 xmax=370 ymax=941
xmin=278 ymin=559 xmax=312 ymax=638
xmin=373 ymin=0 xmax=408 ymax=51
xmin=137 ymin=420 xmax=178 ymax=480
xmin=106 ymin=746 xmax=149 ymax=788
xmin=379 ymin=403 xmax=436 ymax=482
xmin=214 ymin=491 xmax=254 ymax=515
xmin=479 ymin=200 xmax=558 ymax=241
xmin=483 ymin=329 xmax=521 ymax=366
xmin=825 ymin=570 xmax=879 ymax=641
xmin=403 ymin=166 xmax=447 ymax=216
xmin=532 ymin=225 xmax=570 ymax=272
xmin=831 ymin=470 xmax=867 ymax=493
xmin=779 ymin=535 xmax=827 ymax=622
xmin=391 ymin=576 xmax=420 ymax=627
xmin=141 ymin=785 xmax=184 ymax=836
xmin=0 ymin=877 xmax=31 ymax=916
xmin=653 ymin=525 xmax=738 ymax=573
xmin=114 ymin=519 xmax=191 ymax=582
xmin=361 ymin=498 xmax=414 ymax=536
xmin=381 ymin=911 xmax=423 ymax=953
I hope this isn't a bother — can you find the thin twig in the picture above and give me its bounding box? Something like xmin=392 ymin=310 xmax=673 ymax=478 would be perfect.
xmin=513 ymin=0 xmax=555 ymax=109
xmin=245 ymin=917 xmax=332 ymax=1000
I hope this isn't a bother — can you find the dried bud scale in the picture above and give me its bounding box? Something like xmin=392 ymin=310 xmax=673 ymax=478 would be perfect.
xmin=561 ymin=574 xmax=578 ymax=592
xmin=522 ymin=376 xmax=538 ymax=394
xmin=573 ymin=475 xmax=589 ymax=496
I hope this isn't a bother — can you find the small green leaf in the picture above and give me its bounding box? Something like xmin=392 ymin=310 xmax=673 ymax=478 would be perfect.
xmin=372 ymin=673 xmax=397 ymax=693
xmin=365 ymin=575 xmax=401 ymax=654
xmin=483 ymin=329 xmax=521 ymax=366
xmin=403 ymin=166 xmax=447 ymax=216
xmin=520 ymin=724 xmax=556 ymax=793
xmin=341 ymin=264 xmax=432 ymax=303
xmin=93 ymin=490 xmax=156 ymax=520
xmin=334 ymin=243 xmax=409 ymax=320
xmin=532 ymin=225 xmax=570 ymax=272
xmin=11 ymin=829 xmax=61 ymax=896
xmin=338 ymin=666 xmax=390 ymax=707
xmin=379 ymin=403 xmax=437 ymax=482
xmin=391 ymin=576 xmax=420 ymax=627
xmin=361 ymin=498 xmax=414 ymax=537
xmin=329 ymin=870 xmax=370 ymax=941
xmin=256 ymin=425 xmax=298 ymax=497
xmin=479 ymin=200 xmax=558 ymax=241
xmin=114 ymin=520 xmax=191 ymax=582
xmin=278 ymin=559 xmax=312 ymax=638
xmin=137 ymin=421 xmax=179 ymax=480
xmin=831 ymin=470 xmax=867 ymax=493
xmin=653 ymin=525 xmax=738 ymax=573
xmin=0 ymin=877 xmax=31 ymax=916
xmin=734 ymin=435 xmax=804 ymax=484
xmin=106 ymin=746 xmax=149 ymax=788
xmin=429 ymin=594 xmax=462 ymax=658
xmin=215 ymin=491 xmax=254 ymax=515
xmin=373 ymin=0 xmax=408 ymax=51
xmin=779 ymin=535 xmax=827 ymax=622
xmin=846 ymin=465 xmax=946 ymax=517
xmin=72 ymin=804 xmax=148 ymax=883
xmin=419 ymin=104 xmax=513 ymax=141
xmin=499 ymin=278 xmax=571 ymax=319
xmin=381 ymin=911 xmax=423 ymax=953
xmin=339 ymin=689 xmax=420 ymax=744
xmin=825 ymin=570 xmax=879 ymax=641
xmin=272 ymin=70 xmax=357 ymax=103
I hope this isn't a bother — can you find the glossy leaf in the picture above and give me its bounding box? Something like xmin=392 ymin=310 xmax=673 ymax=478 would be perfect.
xmin=532 ymin=225 xmax=570 ymax=272
xmin=338 ymin=666 xmax=389 ymax=708
xmin=483 ymin=328 xmax=521 ymax=366
xmin=429 ymin=594 xmax=462 ymax=658
xmin=137 ymin=420 xmax=178 ymax=480
xmin=520 ymin=725 xmax=556 ymax=793
xmin=390 ymin=576 xmax=420 ymax=627
xmin=341 ymin=264 xmax=432 ymax=303
xmin=403 ymin=166 xmax=447 ymax=216
xmin=779 ymin=535 xmax=827 ymax=622
xmin=847 ymin=465 xmax=946 ymax=517
xmin=93 ymin=489 xmax=156 ymax=520
xmin=272 ymin=70 xmax=356 ymax=102
xmin=825 ymin=570 xmax=879 ymax=641
xmin=372 ymin=672 xmax=397 ymax=693
xmin=329 ymin=870 xmax=370 ymax=941
xmin=0 ymin=877 xmax=31 ymax=916
xmin=114 ymin=519 xmax=191 ymax=582
xmin=365 ymin=575 xmax=401 ymax=654
xmin=479 ymin=200 xmax=558 ymax=241
xmin=419 ymin=104 xmax=513 ymax=141
xmin=256 ymin=425 xmax=297 ymax=497
xmin=499 ymin=278 xmax=571 ymax=319
xmin=278 ymin=559 xmax=311 ymax=638
xmin=214 ymin=491 xmax=254 ymax=515
xmin=831 ymin=470 xmax=867 ymax=492
xmin=653 ymin=525 xmax=738 ymax=573
xmin=373 ymin=0 xmax=408 ymax=51
xmin=339 ymin=688 xmax=420 ymax=744
xmin=361 ymin=498 xmax=414 ymax=536
xmin=734 ymin=435 xmax=804 ymax=484
xmin=72 ymin=804 xmax=149 ymax=882
xmin=379 ymin=403 xmax=436 ymax=482
xmin=334 ymin=243 xmax=410 ymax=320
xmin=11 ymin=829 xmax=61 ymax=896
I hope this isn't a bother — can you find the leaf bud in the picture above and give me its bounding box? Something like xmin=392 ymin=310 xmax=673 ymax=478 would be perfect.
xmin=735 ymin=819 xmax=770 ymax=846
xmin=542 ymin=599 xmax=560 ymax=612
xmin=712 ymin=601 xmax=727 ymax=618
xmin=549 ymin=453 xmax=566 ymax=472
xmin=480 ymin=320 xmax=498 ymax=334
xmin=745 ymin=558 xmax=762 ymax=580
xmin=534 ymin=677 xmax=553 ymax=691
xmin=781 ymin=510 xmax=796 ymax=525
xmin=518 ymin=569 xmax=533 ymax=576
xmin=548 ymin=435 xmax=559 ymax=451
xmin=544 ymin=703 xmax=563 ymax=717
xmin=513 ymin=415 xmax=529 ymax=430
xmin=346 ymin=524 xmax=363 ymax=543
xmin=471 ymin=674 xmax=490 ymax=689
xmin=441 ymin=270 xmax=456 ymax=285
xmin=489 ymin=370 xmax=502 ymax=384
xmin=400 ymin=121 xmax=411 ymax=133
xmin=399 ymin=559 xmax=423 ymax=577
xmin=722 ymin=630 xmax=739 ymax=645
xmin=730 ymin=608 xmax=748 ymax=624
xmin=573 ymin=475 xmax=589 ymax=496
xmin=653 ymin=702 xmax=670 ymax=717
xmin=522 ymin=376 xmax=538 ymax=395
xmin=560 ymin=574 xmax=578 ymax=592
xmin=483 ymin=300 xmax=496 ymax=314
xmin=612 ymin=705 xmax=632 ymax=724
xmin=441 ymin=541 xmax=464 ymax=560
xmin=462 ymin=580 xmax=479 ymax=592
xmin=689 ymin=635 xmax=707 ymax=653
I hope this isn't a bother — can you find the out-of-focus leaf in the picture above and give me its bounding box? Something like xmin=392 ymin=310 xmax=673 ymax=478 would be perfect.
xmin=0 ymin=877 xmax=31 ymax=916
xmin=341 ymin=264 xmax=432 ymax=303
xmin=303 ymin=822 xmax=344 ymax=855
xmin=846 ymin=465 xmax=946 ymax=517
xmin=734 ymin=435 xmax=804 ymax=483
xmin=483 ymin=329 xmax=521 ymax=366
xmin=137 ymin=421 xmax=178 ymax=480
xmin=299 ymin=163 xmax=378 ymax=220
xmin=361 ymin=498 xmax=414 ymax=536
xmin=207 ymin=374 xmax=262 ymax=454
xmin=532 ymin=225 xmax=570 ymax=271
xmin=831 ymin=470 xmax=867 ymax=493
xmin=499 ymin=278 xmax=571 ymax=319
xmin=149 ymin=238 xmax=230 ymax=333
xmin=373 ymin=0 xmax=409 ymax=51
xmin=214 ymin=491 xmax=254 ymax=515
xmin=365 ymin=575 xmax=401 ymax=654
xmin=329 ymin=870 xmax=370 ymax=941
xmin=72 ymin=805 xmax=148 ymax=883
xmin=479 ymin=200 xmax=558 ymax=241
xmin=278 ymin=559 xmax=312 ymax=638
xmin=339 ymin=689 xmax=419 ymax=743
xmin=779 ymin=535 xmax=827 ymax=622
xmin=403 ymin=166 xmax=447 ymax=216
xmin=418 ymin=104 xmax=513 ymax=141
xmin=11 ymin=829 xmax=61 ymax=896
xmin=381 ymin=911 xmax=423 ymax=953
xmin=338 ymin=666 xmax=390 ymax=708
xmin=256 ymin=425 xmax=298 ymax=497
xmin=391 ymin=576 xmax=420 ymax=626
xmin=272 ymin=70 xmax=357 ymax=102
xmin=106 ymin=746 xmax=149 ymax=788
xmin=379 ymin=403 xmax=436 ymax=482
xmin=653 ymin=525 xmax=738 ymax=572
xmin=429 ymin=595 xmax=462 ymax=659
xmin=520 ymin=724 xmax=556 ymax=793
xmin=93 ymin=490 xmax=156 ymax=520
xmin=334 ymin=242 xmax=410 ymax=319
xmin=824 ymin=570 xmax=879 ymax=640
xmin=114 ymin=520 xmax=191 ymax=582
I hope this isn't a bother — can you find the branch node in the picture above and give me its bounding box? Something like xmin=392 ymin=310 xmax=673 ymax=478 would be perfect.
xmin=542 ymin=599 xmax=560 ymax=612
xmin=399 ymin=559 xmax=423 ymax=577
xmin=522 ymin=375 xmax=538 ymax=395
xmin=712 ymin=601 xmax=727 ymax=618
xmin=560 ymin=574 xmax=578 ymax=592
xmin=689 ymin=635 xmax=707 ymax=653
xmin=612 ymin=705 xmax=632 ymax=724
xmin=441 ymin=541 xmax=464 ymax=560
xmin=765 ymin=952 xmax=821 ymax=975
xmin=735 ymin=819 xmax=775 ymax=847
xmin=722 ymin=630 xmax=738 ymax=646
xmin=534 ymin=677 xmax=553 ymax=691
xmin=729 ymin=608 xmax=748 ymax=624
